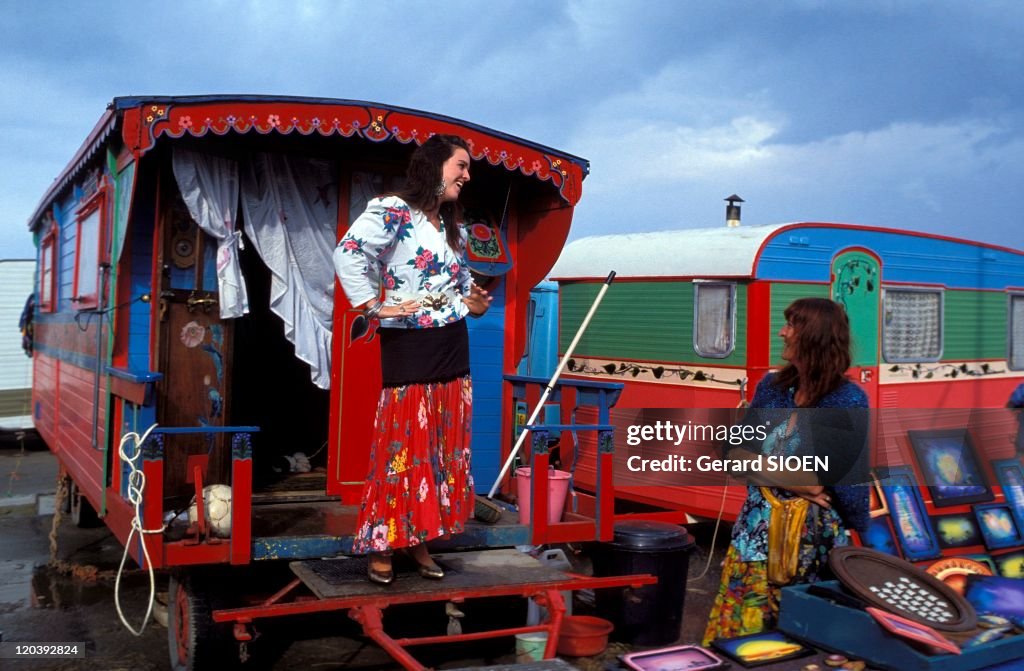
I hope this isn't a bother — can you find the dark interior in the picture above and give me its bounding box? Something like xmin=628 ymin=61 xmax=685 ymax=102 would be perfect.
xmin=232 ymin=240 xmax=331 ymax=491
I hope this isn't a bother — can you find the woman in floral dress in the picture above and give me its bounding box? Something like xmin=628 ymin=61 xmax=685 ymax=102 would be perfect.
xmin=703 ymin=297 xmax=870 ymax=643
xmin=333 ymin=134 xmax=491 ymax=584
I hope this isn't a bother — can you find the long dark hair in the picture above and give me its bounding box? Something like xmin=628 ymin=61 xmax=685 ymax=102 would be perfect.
xmin=394 ymin=134 xmax=470 ymax=252
xmin=774 ymin=297 xmax=852 ymax=406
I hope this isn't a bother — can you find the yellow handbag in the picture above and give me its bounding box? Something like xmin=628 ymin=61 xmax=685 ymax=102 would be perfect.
xmin=760 ymin=487 xmax=810 ymax=585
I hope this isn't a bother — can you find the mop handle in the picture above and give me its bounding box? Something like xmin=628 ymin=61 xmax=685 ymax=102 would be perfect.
xmin=487 ymin=270 xmax=616 ymax=499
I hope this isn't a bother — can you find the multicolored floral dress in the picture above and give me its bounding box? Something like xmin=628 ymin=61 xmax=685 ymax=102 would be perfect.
xmin=702 ymin=374 xmax=868 ymax=645
xmin=333 ymin=196 xmax=476 ymax=553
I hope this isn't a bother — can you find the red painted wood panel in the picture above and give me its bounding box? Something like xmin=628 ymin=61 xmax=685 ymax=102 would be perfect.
xmin=32 ymin=353 xmax=58 ymax=445
xmin=35 ymin=354 xmax=108 ymax=515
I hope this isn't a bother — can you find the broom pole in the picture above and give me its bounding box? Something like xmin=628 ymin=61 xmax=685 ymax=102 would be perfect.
xmin=487 ymin=271 xmax=616 ymax=499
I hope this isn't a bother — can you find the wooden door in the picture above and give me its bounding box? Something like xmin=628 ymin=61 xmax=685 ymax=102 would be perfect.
xmin=831 ymin=249 xmax=881 ymax=407
xmin=156 ymin=193 xmax=232 ymax=499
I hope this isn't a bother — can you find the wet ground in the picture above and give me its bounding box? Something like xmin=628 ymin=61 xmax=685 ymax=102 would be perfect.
xmin=0 ymin=442 xmax=731 ymax=670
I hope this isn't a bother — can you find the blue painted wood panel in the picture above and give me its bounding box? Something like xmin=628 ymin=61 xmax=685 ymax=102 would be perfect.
xmin=757 ymin=226 xmax=1024 ymax=289
xmin=467 ymin=277 xmax=506 ymax=484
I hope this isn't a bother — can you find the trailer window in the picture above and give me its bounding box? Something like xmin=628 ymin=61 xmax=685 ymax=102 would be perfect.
xmin=39 ymin=226 xmax=56 ymax=312
xmin=693 ymin=282 xmax=735 ymax=358
xmin=882 ymin=288 xmax=942 ymax=362
xmin=72 ymin=190 xmax=107 ymax=310
xmin=1010 ymin=294 xmax=1024 ymax=370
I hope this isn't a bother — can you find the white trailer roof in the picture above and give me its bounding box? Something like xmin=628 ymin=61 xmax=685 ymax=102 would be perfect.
xmin=549 ymin=223 xmax=793 ymax=280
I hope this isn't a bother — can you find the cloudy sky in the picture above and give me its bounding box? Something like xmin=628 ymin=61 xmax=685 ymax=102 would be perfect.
xmin=2 ymin=0 xmax=1022 ymax=260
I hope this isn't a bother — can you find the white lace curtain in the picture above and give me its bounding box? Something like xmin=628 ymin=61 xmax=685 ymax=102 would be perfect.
xmin=171 ymin=148 xmax=250 ymax=318
xmin=172 ymin=148 xmax=339 ymax=389
xmin=239 ymin=153 xmax=338 ymax=390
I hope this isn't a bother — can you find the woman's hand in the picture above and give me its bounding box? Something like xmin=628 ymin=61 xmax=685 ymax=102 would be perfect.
xmin=377 ymin=299 xmax=420 ymax=319
xmin=796 ymin=487 xmax=831 ymax=509
xmin=462 ymin=283 xmax=492 ymax=316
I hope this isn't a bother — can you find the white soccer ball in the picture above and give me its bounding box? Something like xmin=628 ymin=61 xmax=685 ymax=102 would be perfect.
xmin=188 ymin=484 xmax=232 ymax=537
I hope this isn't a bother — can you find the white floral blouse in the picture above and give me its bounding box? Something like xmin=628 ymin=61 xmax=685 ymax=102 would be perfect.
xmin=333 ymin=196 xmax=472 ymax=328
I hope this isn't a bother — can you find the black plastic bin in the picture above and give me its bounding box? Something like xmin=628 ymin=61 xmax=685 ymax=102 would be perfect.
xmin=592 ymin=521 xmax=695 ymax=646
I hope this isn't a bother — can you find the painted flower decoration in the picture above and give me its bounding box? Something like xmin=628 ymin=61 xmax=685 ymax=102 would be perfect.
xmin=178 ymin=116 xmax=193 ymax=130
xmin=180 ymin=321 xmax=206 ymax=348
xmin=267 ymin=114 xmax=281 ymax=128
xmin=470 ymin=223 xmax=492 ymax=241
xmin=418 ymin=478 xmax=429 ymax=502
xmin=418 ymin=314 xmax=433 ymax=327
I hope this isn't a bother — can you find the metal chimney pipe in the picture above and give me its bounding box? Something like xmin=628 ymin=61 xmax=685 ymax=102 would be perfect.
xmin=725 ymin=194 xmax=744 ymax=227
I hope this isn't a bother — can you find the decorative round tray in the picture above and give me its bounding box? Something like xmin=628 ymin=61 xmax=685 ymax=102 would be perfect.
xmin=828 ymin=546 xmax=977 ymax=632
xmin=925 ymin=557 xmax=993 ymax=595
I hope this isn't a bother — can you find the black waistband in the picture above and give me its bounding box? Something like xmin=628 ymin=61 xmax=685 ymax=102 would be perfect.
xmin=379 ymin=319 xmax=470 ymax=388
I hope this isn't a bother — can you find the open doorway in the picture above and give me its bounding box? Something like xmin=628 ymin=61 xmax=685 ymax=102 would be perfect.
xmin=232 ymin=240 xmax=331 ymax=496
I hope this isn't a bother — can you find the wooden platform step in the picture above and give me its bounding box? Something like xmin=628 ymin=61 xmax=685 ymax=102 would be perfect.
xmin=290 ymin=548 xmax=568 ymax=600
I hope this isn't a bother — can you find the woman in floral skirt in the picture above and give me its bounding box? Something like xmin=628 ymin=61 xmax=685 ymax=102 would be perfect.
xmin=333 ymin=134 xmax=491 ymax=584
xmin=703 ymin=298 xmax=870 ymax=643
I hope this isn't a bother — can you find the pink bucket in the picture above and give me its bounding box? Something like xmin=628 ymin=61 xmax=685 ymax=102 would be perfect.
xmin=516 ymin=467 xmax=571 ymax=525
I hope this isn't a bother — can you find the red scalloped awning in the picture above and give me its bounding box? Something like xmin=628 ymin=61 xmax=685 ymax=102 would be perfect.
xmin=120 ymin=97 xmax=586 ymax=206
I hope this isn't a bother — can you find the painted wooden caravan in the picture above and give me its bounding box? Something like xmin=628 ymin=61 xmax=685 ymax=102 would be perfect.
xmin=26 ymin=95 xmax=665 ymax=669
xmin=550 ymin=223 xmax=1024 ymax=522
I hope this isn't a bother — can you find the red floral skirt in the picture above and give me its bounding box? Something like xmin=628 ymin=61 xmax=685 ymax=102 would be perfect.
xmin=351 ymin=376 xmax=474 ymax=554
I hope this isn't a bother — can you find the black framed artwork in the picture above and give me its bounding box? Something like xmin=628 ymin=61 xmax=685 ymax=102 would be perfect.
xmin=878 ymin=466 xmax=941 ymax=561
xmin=974 ymin=503 xmax=1023 ymax=551
xmin=932 ymin=513 xmax=983 ymax=550
xmin=992 ymin=458 xmax=1024 ymax=531
xmin=994 ymin=551 xmax=1024 ymax=579
xmin=908 ymin=428 xmax=993 ymax=507
xmin=859 ymin=516 xmax=902 ymax=557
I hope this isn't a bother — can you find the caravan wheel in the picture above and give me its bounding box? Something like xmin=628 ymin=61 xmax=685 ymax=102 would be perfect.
xmin=168 ymin=574 xmax=232 ymax=671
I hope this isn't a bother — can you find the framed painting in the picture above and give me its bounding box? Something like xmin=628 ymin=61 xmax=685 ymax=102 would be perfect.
xmin=974 ymin=504 xmax=1023 ymax=551
xmin=622 ymin=646 xmax=728 ymax=671
xmin=869 ymin=470 xmax=889 ymax=518
xmin=908 ymin=429 xmax=992 ymax=507
xmin=932 ymin=513 xmax=983 ymax=549
xmin=858 ymin=516 xmax=901 ymax=557
xmin=994 ymin=551 xmax=1024 ymax=579
xmin=865 ymin=607 xmax=960 ymax=655
xmin=992 ymin=458 xmax=1024 ymax=530
xmin=710 ymin=631 xmax=813 ymax=668
xmin=878 ymin=466 xmax=941 ymax=561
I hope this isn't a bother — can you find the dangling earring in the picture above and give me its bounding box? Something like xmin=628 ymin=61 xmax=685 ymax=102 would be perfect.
xmin=435 ymin=179 xmax=447 ymax=197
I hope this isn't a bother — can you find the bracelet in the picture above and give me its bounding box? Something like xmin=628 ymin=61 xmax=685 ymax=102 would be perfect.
xmin=363 ymin=300 xmax=383 ymax=319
